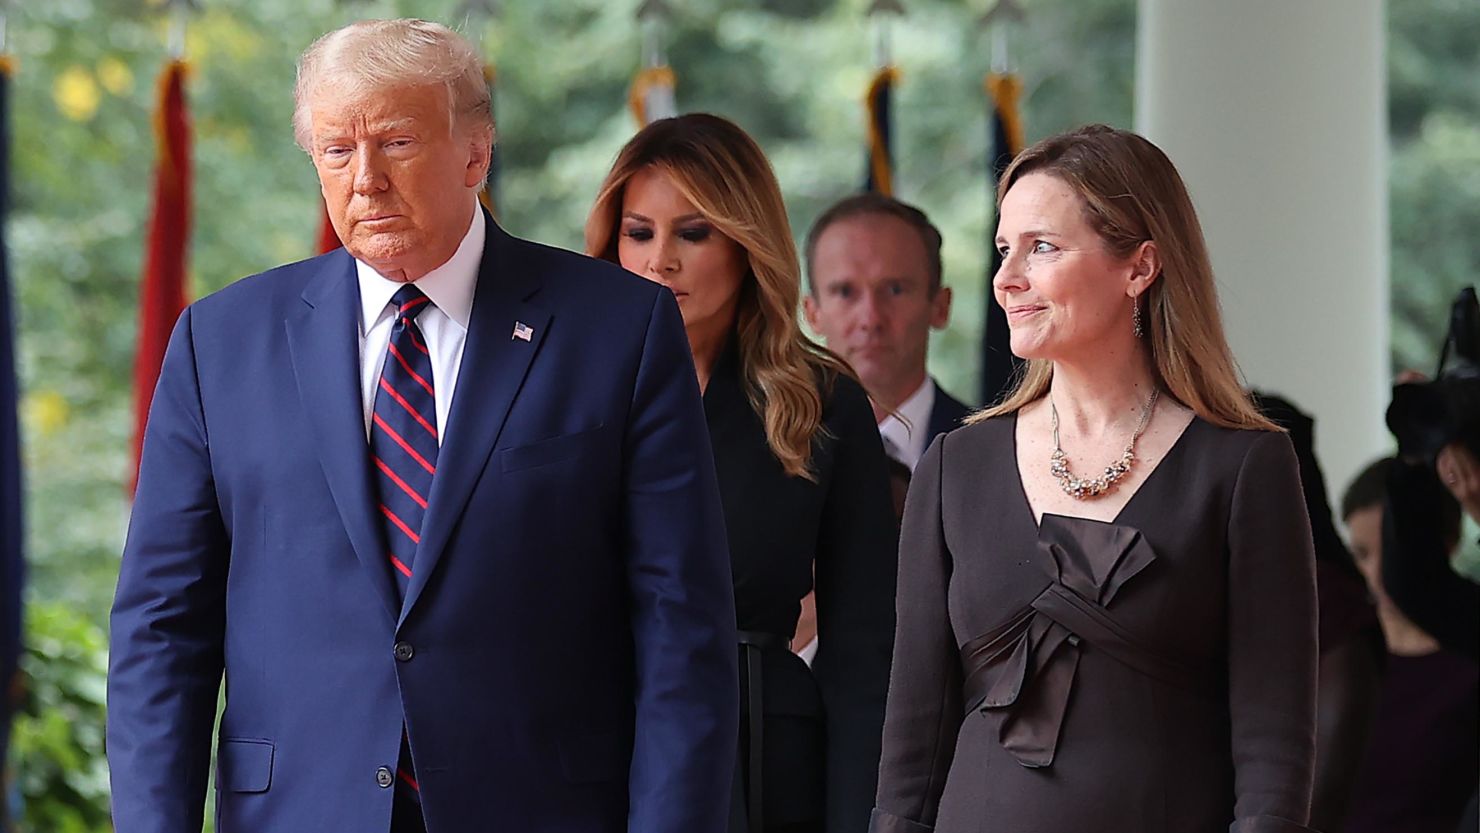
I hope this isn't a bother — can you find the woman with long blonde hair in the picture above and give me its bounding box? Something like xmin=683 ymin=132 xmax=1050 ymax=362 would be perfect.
xmin=588 ymin=113 xmax=898 ymax=833
xmin=873 ymin=125 xmax=1318 ymax=832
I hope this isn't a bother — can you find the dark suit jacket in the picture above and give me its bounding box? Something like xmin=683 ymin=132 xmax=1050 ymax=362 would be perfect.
xmin=926 ymin=383 xmax=971 ymax=443
xmin=107 ymin=214 xmax=739 ymax=833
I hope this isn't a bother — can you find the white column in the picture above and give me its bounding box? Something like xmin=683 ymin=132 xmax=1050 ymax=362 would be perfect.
xmin=1136 ymin=0 xmax=1389 ymax=497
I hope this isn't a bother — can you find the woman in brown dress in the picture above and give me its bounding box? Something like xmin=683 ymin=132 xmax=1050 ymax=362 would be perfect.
xmin=872 ymin=125 xmax=1318 ymax=833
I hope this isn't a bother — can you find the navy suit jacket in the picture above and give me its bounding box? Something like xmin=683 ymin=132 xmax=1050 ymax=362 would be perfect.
xmin=926 ymin=382 xmax=971 ymax=441
xmin=107 ymin=215 xmax=739 ymax=833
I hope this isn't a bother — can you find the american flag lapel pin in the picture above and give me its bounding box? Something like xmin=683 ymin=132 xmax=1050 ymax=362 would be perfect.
xmin=512 ymin=321 xmax=534 ymax=342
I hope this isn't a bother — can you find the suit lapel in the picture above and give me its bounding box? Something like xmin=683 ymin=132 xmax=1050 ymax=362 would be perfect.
xmin=285 ymin=251 xmax=401 ymax=623
xmin=400 ymin=216 xmax=549 ymax=624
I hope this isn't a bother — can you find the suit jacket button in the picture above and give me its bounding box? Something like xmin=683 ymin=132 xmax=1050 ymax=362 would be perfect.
xmin=376 ymin=766 xmax=394 ymax=788
xmin=393 ymin=642 xmax=415 ymax=662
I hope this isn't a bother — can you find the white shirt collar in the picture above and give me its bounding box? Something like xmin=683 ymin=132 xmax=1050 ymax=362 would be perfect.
xmin=878 ymin=376 xmax=937 ymax=470
xmin=356 ymin=204 xmax=484 ymax=334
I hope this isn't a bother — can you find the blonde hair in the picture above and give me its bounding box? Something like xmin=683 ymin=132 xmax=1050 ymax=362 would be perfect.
xmin=586 ymin=114 xmax=852 ymax=479
xmin=292 ymin=19 xmax=492 ymax=152
xmin=974 ymin=124 xmax=1276 ymax=432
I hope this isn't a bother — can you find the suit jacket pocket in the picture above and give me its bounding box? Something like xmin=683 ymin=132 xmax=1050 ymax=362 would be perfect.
xmin=556 ymin=729 xmax=631 ymax=784
xmin=217 ymin=738 xmax=274 ymax=793
xmin=499 ymin=425 xmax=608 ymax=473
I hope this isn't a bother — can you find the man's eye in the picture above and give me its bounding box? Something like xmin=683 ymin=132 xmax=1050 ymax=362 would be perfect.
xmin=1031 ymin=240 xmax=1057 ymax=254
xmin=996 ymin=244 xmax=1010 ymax=257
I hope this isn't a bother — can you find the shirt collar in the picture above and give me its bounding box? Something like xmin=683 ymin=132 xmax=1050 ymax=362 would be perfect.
xmin=356 ymin=204 xmax=484 ymax=334
xmin=878 ymin=376 xmax=937 ymax=466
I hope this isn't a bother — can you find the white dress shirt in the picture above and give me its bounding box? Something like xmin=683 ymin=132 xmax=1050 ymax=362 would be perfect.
xmin=877 ymin=376 xmax=937 ymax=472
xmin=357 ymin=207 xmax=483 ymax=443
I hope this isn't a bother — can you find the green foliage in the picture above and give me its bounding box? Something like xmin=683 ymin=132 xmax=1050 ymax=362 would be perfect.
xmin=7 ymin=0 xmax=1145 ymax=622
xmin=9 ymin=602 xmax=110 ymax=833
xmin=1388 ymin=0 xmax=1480 ymax=372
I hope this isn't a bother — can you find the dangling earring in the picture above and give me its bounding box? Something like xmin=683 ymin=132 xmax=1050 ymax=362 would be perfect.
xmin=1132 ymin=296 xmax=1144 ymax=339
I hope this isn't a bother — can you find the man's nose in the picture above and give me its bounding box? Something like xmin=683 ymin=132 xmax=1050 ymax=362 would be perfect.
xmin=353 ymin=147 xmax=389 ymax=195
xmin=856 ymin=291 xmax=886 ymax=330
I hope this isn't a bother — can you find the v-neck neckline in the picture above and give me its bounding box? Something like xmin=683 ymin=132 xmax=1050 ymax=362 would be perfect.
xmin=1009 ymin=408 xmax=1201 ymax=531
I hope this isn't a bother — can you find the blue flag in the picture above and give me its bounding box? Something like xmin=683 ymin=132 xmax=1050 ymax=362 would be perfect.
xmin=0 ymin=54 xmax=24 ymax=807
xmin=863 ymin=67 xmax=897 ymax=195
xmin=980 ymin=72 xmax=1026 ymax=407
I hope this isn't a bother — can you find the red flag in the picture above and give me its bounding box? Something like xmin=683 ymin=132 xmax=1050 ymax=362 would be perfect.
xmin=132 ymin=60 xmax=191 ymax=489
xmin=316 ymin=198 xmax=340 ymax=253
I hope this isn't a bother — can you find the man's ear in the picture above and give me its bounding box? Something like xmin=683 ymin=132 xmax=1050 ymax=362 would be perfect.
xmin=464 ymin=125 xmax=495 ymax=189
xmin=929 ymin=285 xmax=953 ymax=330
xmin=802 ymin=293 xmax=821 ymax=332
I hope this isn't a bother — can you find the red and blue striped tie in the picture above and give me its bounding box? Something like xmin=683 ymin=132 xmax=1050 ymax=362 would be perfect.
xmin=370 ymin=284 xmax=436 ymax=811
xmin=372 ymin=285 xmax=437 ymax=599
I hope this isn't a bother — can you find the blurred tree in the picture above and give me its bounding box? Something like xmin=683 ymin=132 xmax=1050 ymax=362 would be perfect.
xmin=1388 ymin=0 xmax=1480 ymax=373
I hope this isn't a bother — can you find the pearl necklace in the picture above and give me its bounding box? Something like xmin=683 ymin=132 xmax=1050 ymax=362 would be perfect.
xmin=1049 ymin=389 xmax=1160 ymax=499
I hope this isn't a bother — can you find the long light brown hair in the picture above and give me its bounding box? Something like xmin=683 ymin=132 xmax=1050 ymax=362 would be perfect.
xmin=975 ymin=124 xmax=1276 ymax=431
xmin=586 ymin=113 xmax=852 ymax=479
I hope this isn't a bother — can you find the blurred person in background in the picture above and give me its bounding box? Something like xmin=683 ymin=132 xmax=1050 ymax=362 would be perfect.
xmin=1253 ymin=392 xmax=1384 ymax=833
xmin=1339 ymin=457 xmax=1478 ymax=833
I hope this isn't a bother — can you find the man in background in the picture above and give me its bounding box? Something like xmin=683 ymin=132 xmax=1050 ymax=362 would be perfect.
xmin=804 ymin=194 xmax=970 ymax=473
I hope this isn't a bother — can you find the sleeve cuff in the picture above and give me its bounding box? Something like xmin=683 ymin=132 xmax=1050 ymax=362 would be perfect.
xmin=1230 ymin=815 xmax=1317 ymax=833
xmin=870 ymin=807 xmax=935 ymax=833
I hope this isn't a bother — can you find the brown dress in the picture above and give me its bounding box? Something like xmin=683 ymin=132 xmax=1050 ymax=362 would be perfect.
xmin=871 ymin=414 xmax=1319 ymax=833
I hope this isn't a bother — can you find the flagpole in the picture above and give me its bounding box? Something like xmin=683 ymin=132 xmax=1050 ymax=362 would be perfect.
xmin=863 ymin=0 xmax=904 ymax=195
xmin=639 ymin=0 xmax=670 ymax=70
xmin=630 ymin=0 xmax=676 ymax=127
xmin=134 ymin=0 xmax=196 ymax=490
xmin=978 ymin=0 xmax=1027 ymax=407
xmin=167 ymin=0 xmax=197 ymax=61
xmin=869 ymin=0 xmax=903 ymax=69
xmin=981 ymin=0 xmax=1024 ymax=75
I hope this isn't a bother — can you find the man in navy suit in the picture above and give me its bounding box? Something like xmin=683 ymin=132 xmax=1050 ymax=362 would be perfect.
xmin=106 ymin=19 xmax=737 ymax=833
xmin=803 ymin=194 xmax=971 ymax=472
